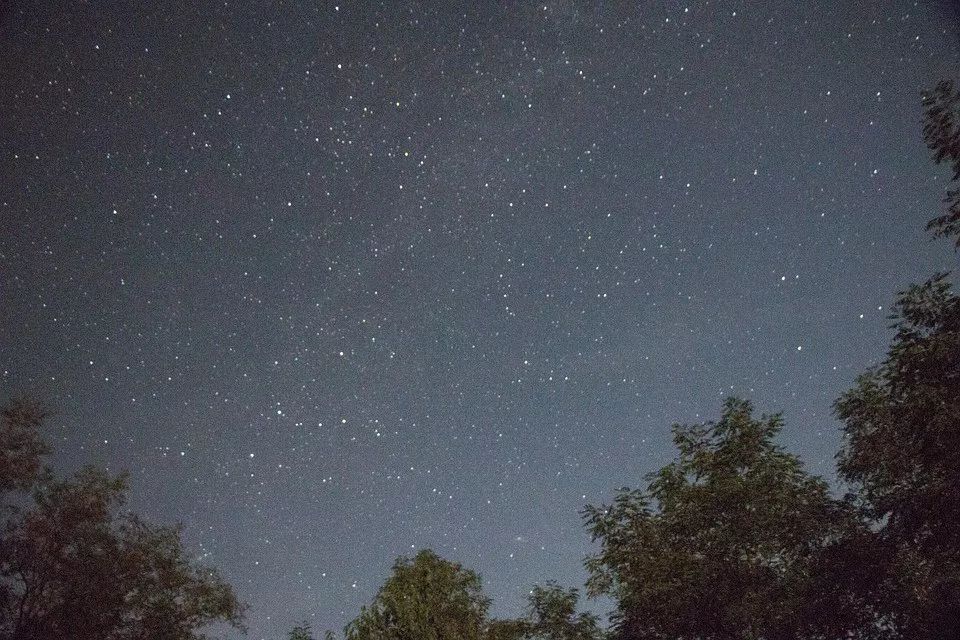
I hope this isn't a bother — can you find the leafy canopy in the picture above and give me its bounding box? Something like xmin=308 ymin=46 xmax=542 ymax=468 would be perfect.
xmin=922 ymin=80 xmax=960 ymax=246
xmin=487 ymin=583 xmax=604 ymax=640
xmin=0 ymin=399 xmax=246 ymax=640
xmin=835 ymin=273 xmax=960 ymax=638
xmin=344 ymin=549 xmax=490 ymax=640
xmin=583 ymin=398 xmax=859 ymax=640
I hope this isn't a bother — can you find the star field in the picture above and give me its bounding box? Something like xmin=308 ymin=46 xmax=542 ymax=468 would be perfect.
xmin=2 ymin=2 xmax=959 ymax=638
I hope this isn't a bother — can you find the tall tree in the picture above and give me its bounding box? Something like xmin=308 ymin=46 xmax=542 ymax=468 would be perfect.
xmin=0 ymin=399 xmax=246 ymax=640
xmin=344 ymin=549 xmax=490 ymax=640
xmin=826 ymin=78 xmax=960 ymax=639
xmin=835 ymin=274 xmax=960 ymax=638
xmin=583 ymin=398 xmax=866 ymax=640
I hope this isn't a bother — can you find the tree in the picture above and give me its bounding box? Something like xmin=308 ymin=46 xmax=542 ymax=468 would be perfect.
xmin=583 ymin=398 xmax=865 ymax=640
xmin=289 ymin=623 xmax=316 ymax=640
xmin=522 ymin=583 xmax=602 ymax=640
xmin=922 ymin=80 xmax=960 ymax=246
xmin=0 ymin=398 xmax=246 ymax=640
xmin=0 ymin=399 xmax=49 ymax=497
xmin=488 ymin=583 xmax=603 ymax=640
xmin=835 ymin=273 xmax=960 ymax=638
xmin=344 ymin=549 xmax=490 ymax=640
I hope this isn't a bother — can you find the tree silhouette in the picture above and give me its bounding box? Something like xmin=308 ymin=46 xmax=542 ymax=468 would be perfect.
xmin=836 ymin=273 xmax=960 ymax=637
xmin=0 ymin=399 xmax=246 ymax=640
xmin=288 ymin=622 xmax=317 ymax=640
xmin=922 ymin=80 xmax=960 ymax=246
xmin=491 ymin=583 xmax=604 ymax=640
xmin=583 ymin=398 xmax=865 ymax=640
xmin=344 ymin=549 xmax=490 ymax=640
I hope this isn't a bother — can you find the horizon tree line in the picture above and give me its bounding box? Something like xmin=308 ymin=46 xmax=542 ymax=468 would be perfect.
xmin=2 ymin=81 xmax=959 ymax=640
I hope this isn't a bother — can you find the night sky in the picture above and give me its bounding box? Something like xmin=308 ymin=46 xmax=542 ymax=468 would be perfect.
xmin=2 ymin=1 xmax=960 ymax=638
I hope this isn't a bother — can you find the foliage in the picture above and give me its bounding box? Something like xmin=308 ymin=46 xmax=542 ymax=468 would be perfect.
xmin=4 ymin=79 xmax=960 ymax=640
xmin=0 ymin=399 xmax=49 ymax=497
xmin=344 ymin=549 xmax=490 ymax=640
xmin=582 ymin=398 xmax=865 ymax=640
xmin=288 ymin=623 xmax=316 ymax=640
xmin=922 ymin=80 xmax=960 ymax=246
xmin=835 ymin=273 xmax=960 ymax=638
xmin=0 ymin=399 xmax=246 ymax=640
xmin=489 ymin=583 xmax=603 ymax=640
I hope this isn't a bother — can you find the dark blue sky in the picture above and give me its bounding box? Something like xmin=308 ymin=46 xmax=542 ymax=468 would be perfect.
xmin=2 ymin=1 xmax=959 ymax=638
